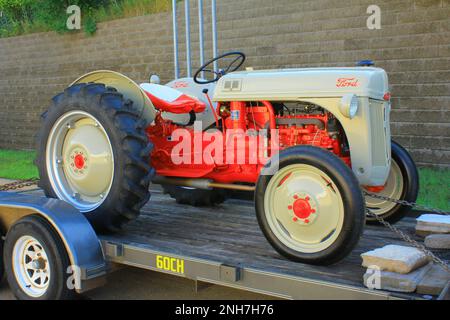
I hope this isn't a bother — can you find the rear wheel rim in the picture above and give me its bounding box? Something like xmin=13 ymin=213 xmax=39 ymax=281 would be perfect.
xmin=13 ymin=236 xmax=51 ymax=298
xmin=365 ymin=159 xmax=404 ymax=216
xmin=264 ymin=164 xmax=345 ymax=253
xmin=46 ymin=111 xmax=114 ymax=212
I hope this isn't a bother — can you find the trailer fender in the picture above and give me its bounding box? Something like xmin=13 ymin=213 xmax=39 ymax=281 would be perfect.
xmin=0 ymin=192 xmax=106 ymax=293
xmin=71 ymin=70 xmax=156 ymax=123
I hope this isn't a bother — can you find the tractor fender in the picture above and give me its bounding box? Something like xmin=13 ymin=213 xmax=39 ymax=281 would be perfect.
xmin=71 ymin=70 xmax=156 ymax=123
xmin=0 ymin=192 xmax=106 ymax=293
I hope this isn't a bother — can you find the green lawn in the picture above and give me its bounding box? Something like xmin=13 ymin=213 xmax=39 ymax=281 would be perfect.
xmin=0 ymin=149 xmax=38 ymax=180
xmin=0 ymin=149 xmax=448 ymax=211
xmin=417 ymin=167 xmax=450 ymax=212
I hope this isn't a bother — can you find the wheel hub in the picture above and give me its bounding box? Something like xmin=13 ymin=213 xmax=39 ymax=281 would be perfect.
xmin=74 ymin=153 xmax=86 ymax=170
xmin=288 ymin=194 xmax=318 ymax=225
xmin=69 ymin=149 xmax=88 ymax=175
xmin=31 ymin=258 xmax=47 ymax=270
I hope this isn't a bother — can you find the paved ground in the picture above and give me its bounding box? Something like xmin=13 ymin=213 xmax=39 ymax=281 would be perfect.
xmin=0 ymin=266 xmax=273 ymax=300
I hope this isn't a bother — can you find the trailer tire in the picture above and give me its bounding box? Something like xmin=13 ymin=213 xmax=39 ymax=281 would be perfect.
xmin=365 ymin=140 xmax=419 ymax=224
xmin=162 ymin=185 xmax=227 ymax=206
xmin=255 ymin=146 xmax=365 ymax=265
xmin=4 ymin=215 xmax=74 ymax=300
xmin=36 ymin=83 xmax=154 ymax=232
xmin=0 ymin=237 xmax=4 ymax=285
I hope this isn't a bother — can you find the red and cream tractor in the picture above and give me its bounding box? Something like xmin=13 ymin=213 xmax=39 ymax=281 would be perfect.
xmin=36 ymin=52 xmax=419 ymax=265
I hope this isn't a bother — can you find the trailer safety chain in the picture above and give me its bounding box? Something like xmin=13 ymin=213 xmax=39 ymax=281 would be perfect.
xmin=364 ymin=191 xmax=450 ymax=273
xmin=364 ymin=191 xmax=449 ymax=216
xmin=0 ymin=178 xmax=39 ymax=192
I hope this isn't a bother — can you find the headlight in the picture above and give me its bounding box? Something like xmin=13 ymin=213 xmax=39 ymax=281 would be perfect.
xmin=339 ymin=94 xmax=359 ymax=119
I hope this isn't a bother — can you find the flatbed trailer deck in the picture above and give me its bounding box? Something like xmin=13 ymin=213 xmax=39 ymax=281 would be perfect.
xmin=2 ymin=188 xmax=449 ymax=300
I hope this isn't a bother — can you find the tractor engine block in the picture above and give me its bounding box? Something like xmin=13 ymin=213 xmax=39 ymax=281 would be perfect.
xmin=230 ymin=102 xmax=351 ymax=165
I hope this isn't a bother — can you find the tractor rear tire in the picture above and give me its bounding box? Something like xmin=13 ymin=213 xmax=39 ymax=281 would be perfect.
xmin=162 ymin=185 xmax=227 ymax=206
xmin=255 ymin=146 xmax=366 ymax=265
xmin=365 ymin=140 xmax=419 ymax=224
xmin=36 ymin=83 xmax=154 ymax=232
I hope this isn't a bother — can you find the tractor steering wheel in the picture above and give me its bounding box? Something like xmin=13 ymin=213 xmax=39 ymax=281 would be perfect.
xmin=193 ymin=51 xmax=246 ymax=84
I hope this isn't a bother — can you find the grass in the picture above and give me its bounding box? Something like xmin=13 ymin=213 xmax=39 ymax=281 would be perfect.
xmin=94 ymin=0 xmax=172 ymax=22
xmin=0 ymin=149 xmax=38 ymax=180
xmin=0 ymin=0 xmax=173 ymax=38
xmin=416 ymin=167 xmax=450 ymax=212
xmin=0 ymin=149 xmax=448 ymax=212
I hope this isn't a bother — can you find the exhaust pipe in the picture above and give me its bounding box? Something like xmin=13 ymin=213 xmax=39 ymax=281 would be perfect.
xmin=152 ymin=176 xmax=255 ymax=192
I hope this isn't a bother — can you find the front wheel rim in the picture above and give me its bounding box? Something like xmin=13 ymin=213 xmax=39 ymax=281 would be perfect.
xmin=365 ymin=160 xmax=404 ymax=216
xmin=13 ymin=236 xmax=51 ymax=298
xmin=264 ymin=164 xmax=345 ymax=253
xmin=46 ymin=111 xmax=114 ymax=212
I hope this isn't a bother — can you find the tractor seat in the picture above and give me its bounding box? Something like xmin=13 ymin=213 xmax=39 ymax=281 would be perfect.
xmin=140 ymin=83 xmax=206 ymax=114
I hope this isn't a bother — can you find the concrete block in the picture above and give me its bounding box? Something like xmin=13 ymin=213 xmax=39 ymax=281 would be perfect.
xmin=425 ymin=234 xmax=450 ymax=249
xmin=416 ymin=214 xmax=450 ymax=236
xmin=364 ymin=263 xmax=432 ymax=293
xmin=417 ymin=264 xmax=450 ymax=296
xmin=361 ymin=245 xmax=431 ymax=274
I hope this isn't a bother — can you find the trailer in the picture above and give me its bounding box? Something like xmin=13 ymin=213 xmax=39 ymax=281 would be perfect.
xmin=0 ymin=187 xmax=448 ymax=300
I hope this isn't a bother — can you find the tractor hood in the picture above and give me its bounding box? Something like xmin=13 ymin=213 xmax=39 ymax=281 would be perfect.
xmin=213 ymin=67 xmax=388 ymax=101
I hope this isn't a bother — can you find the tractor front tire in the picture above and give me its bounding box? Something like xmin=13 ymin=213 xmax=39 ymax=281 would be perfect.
xmin=36 ymin=83 xmax=154 ymax=232
xmin=365 ymin=140 xmax=419 ymax=224
xmin=255 ymin=146 xmax=366 ymax=265
xmin=162 ymin=185 xmax=227 ymax=206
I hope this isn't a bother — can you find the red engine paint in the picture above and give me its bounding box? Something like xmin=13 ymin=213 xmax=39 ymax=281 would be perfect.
xmin=229 ymin=101 xmax=247 ymax=130
xmin=146 ymin=101 xmax=351 ymax=185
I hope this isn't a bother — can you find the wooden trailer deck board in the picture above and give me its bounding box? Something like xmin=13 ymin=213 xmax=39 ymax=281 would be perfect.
xmin=24 ymin=188 xmax=449 ymax=299
xmin=103 ymin=190 xmax=449 ymax=296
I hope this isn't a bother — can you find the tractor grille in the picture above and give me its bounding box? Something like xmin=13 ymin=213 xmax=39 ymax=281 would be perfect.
xmin=369 ymin=100 xmax=389 ymax=167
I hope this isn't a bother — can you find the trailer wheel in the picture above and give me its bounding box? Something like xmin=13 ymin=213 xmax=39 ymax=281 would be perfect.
xmin=255 ymin=146 xmax=365 ymax=265
xmin=162 ymin=185 xmax=227 ymax=206
xmin=4 ymin=216 xmax=74 ymax=300
xmin=365 ymin=140 xmax=419 ymax=224
xmin=0 ymin=236 xmax=4 ymax=285
xmin=36 ymin=83 xmax=154 ymax=232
